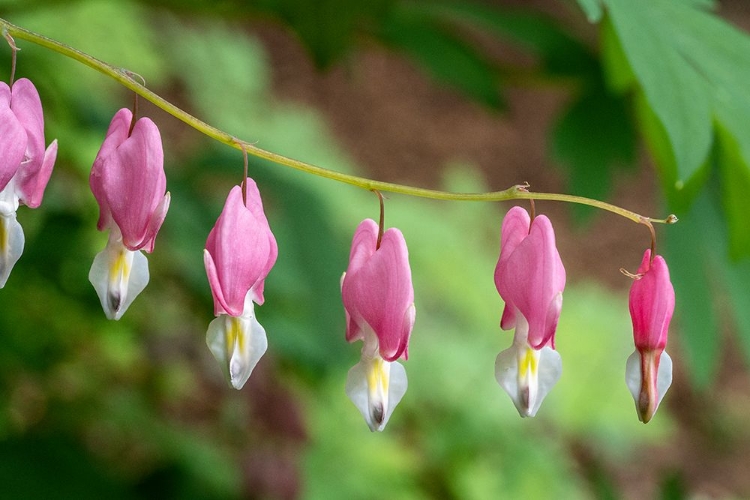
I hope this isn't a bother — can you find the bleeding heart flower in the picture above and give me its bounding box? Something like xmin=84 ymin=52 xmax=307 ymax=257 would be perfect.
xmin=88 ymin=108 xmax=170 ymax=319
xmin=625 ymin=249 xmax=675 ymax=423
xmin=494 ymin=206 xmax=565 ymax=417
xmin=0 ymin=78 xmax=57 ymax=287
xmin=204 ymin=181 xmax=277 ymax=389
xmin=341 ymin=218 xmax=415 ymax=431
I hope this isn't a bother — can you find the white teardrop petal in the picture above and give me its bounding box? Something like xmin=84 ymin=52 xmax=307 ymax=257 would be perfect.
xmin=346 ymin=355 xmax=407 ymax=432
xmin=0 ymin=213 xmax=24 ymax=288
xmin=89 ymin=240 xmax=149 ymax=320
xmin=206 ymin=305 xmax=268 ymax=390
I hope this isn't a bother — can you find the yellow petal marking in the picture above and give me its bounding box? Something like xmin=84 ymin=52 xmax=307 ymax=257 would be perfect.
xmin=519 ymin=345 xmax=538 ymax=378
xmin=367 ymin=356 xmax=389 ymax=395
xmin=0 ymin=217 xmax=8 ymax=255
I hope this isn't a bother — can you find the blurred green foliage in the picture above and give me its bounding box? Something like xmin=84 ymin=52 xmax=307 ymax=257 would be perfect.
xmin=0 ymin=0 xmax=749 ymax=498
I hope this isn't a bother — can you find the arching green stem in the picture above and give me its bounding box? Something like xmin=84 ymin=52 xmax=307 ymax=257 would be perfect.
xmin=0 ymin=17 xmax=677 ymax=227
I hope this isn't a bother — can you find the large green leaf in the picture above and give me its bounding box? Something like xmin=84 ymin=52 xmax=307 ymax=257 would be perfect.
xmin=596 ymin=0 xmax=750 ymax=257
xmin=603 ymin=0 xmax=713 ymax=191
xmin=663 ymin=191 xmax=721 ymax=387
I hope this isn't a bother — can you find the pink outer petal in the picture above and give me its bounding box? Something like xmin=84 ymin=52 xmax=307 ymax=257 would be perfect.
xmin=10 ymin=79 xmax=45 ymax=167
xmin=18 ymin=139 xmax=57 ymax=208
xmin=342 ymin=219 xmax=379 ymax=342
xmin=10 ymin=79 xmax=57 ymax=207
xmin=243 ymin=179 xmax=278 ymax=303
xmin=90 ymin=109 xmax=133 ymax=231
xmin=204 ymin=248 xmax=229 ymax=315
xmin=140 ymin=192 xmax=171 ymax=254
xmin=101 ymin=117 xmax=167 ymax=250
xmin=205 ymin=184 xmax=277 ymax=316
xmin=342 ymin=221 xmax=415 ymax=361
xmin=629 ymin=250 xmax=674 ymax=352
xmin=0 ymin=83 xmax=26 ymax=192
xmin=496 ymin=214 xmax=566 ymax=348
xmin=495 ymin=207 xmax=531 ymax=330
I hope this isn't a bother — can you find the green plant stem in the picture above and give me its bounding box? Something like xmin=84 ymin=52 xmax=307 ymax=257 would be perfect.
xmin=0 ymin=17 xmax=675 ymax=226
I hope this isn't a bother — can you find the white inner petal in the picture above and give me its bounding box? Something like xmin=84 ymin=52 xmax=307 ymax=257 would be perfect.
xmin=89 ymin=236 xmax=149 ymax=320
xmin=345 ymin=341 xmax=408 ymax=432
xmin=206 ymin=301 xmax=268 ymax=390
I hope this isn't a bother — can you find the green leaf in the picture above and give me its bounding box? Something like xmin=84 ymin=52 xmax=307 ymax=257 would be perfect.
xmin=378 ymin=5 xmax=503 ymax=109
xmin=634 ymin=92 xmax=709 ymax=214
xmin=600 ymin=14 xmax=635 ymax=93
xmin=416 ymin=1 xmax=598 ymax=78
xmin=603 ymin=0 xmax=713 ymax=190
xmin=575 ymin=0 xmax=603 ymax=23
xmin=715 ymin=125 xmax=750 ymax=259
xmin=550 ymin=81 xmax=635 ymax=221
xmin=251 ymin=0 xmax=393 ymax=67
xmin=663 ymin=191 xmax=722 ymax=387
xmin=722 ymin=259 xmax=750 ymax=374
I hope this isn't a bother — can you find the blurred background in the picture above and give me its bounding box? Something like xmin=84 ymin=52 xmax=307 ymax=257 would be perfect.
xmin=0 ymin=0 xmax=749 ymax=498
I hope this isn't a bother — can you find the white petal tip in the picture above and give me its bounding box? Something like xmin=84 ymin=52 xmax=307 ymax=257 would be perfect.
xmin=89 ymin=241 xmax=149 ymax=320
xmin=625 ymin=350 xmax=672 ymax=423
xmin=495 ymin=344 xmax=561 ymax=418
xmin=206 ymin=308 xmax=268 ymax=390
xmin=346 ymin=356 xmax=407 ymax=432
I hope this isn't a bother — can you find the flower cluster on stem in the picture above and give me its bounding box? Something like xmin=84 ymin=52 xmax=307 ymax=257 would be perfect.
xmin=0 ymin=21 xmax=682 ymax=429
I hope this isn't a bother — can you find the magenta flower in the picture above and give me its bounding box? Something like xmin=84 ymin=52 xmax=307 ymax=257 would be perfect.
xmin=493 ymin=206 xmax=566 ymax=417
xmin=341 ymin=219 xmax=415 ymax=431
xmin=88 ymin=108 xmax=170 ymax=320
xmin=625 ymin=249 xmax=674 ymax=423
xmin=204 ymin=181 xmax=278 ymax=389
xmin=0 ymin=78 xmax=57 ymax=287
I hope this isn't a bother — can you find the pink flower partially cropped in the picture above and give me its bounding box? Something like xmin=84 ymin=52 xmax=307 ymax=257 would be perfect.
xmin=0 ymin=78 xmax=57 ymax=288
xmin=204 ymin=181 xmax=278 ymax=390
xmin=204 ymin=182 xmax=278 ymax=317
xmin=493 ymin=206 xmax=566 ymax=417
xmin=342 ymin=219 xmax=415 ymax=431
xmin=90 ymin=108 xmax=170 ymax=253
xmin=88 ymin=108 xmax=169 ymax=320
xmin=626 ymin=249 xmax=675 ymax=423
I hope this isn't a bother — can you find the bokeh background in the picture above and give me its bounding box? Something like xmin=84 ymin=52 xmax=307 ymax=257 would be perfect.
xmin=0 ymin=0 xmax=749 ymax=498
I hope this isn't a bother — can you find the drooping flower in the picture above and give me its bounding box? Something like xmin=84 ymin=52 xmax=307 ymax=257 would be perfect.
xmin=494 ymin=206 xmax=566 ymax=417
xmin=625 ymin=249 xmax=675 ymax=423
xmin=204 ymin=181 xmax=277 ymax=390
xmin=0 ymin=78 xmax=58 ymax=287
xmin=341 ymin=219 xmax=415 ymax=431
xmin=88 ymin=108 xmax=170 ymax=320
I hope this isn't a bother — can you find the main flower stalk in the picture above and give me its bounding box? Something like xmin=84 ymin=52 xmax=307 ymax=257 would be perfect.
xmin=0 ymin=17 xmax=677 ymax=225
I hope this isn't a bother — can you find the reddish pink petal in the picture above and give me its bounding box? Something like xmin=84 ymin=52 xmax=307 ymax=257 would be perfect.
xmin=205 ymin=185 xmax=277 ymax=316
xmin=629 ymin=250 xmax=674 ymax=352
xmin=495 ymin=207 xmax=531 ymax=330
xmin=0 ymin=83 xmax=26 ymax=191
xmin=243 ymin=179 xmax=278 ymax=302
xmin=342 ymin=219 xmax=378 ymax=342
xmin=496 ymin=215 xmax=566 ymax=348
xmin=18 ymin=139 xmax=57 ymax=208
xmin=10 ymin=79 xmax=56 ymax=207
xmin=90 ymin=109 xmax=133 ymax=231
xmin=100 ymin=117 xmax=167 ymax=250
xmin=342 ymin=221 xmax=414 ymax=361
